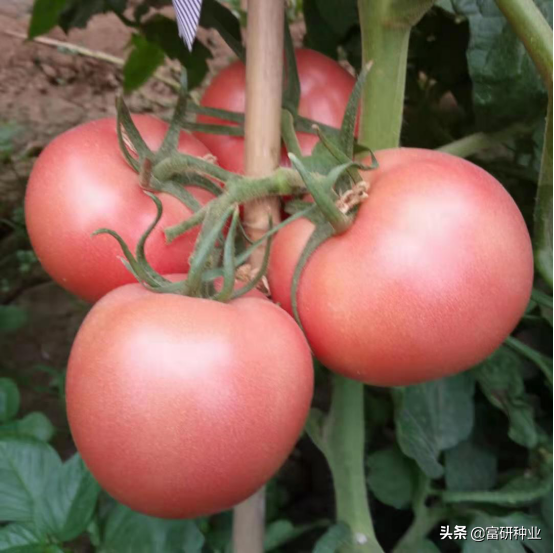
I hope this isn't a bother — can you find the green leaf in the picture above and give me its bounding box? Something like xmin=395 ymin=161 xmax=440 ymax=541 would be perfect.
xmin=395 ymin=372 xmax=475 ymax=478
xmin=35 ymin=454 xmax=100 ymax=541
xmin=541 ymin=487 xmax=553 ymax=532
xmin=474 ymin=347 xmax=537 ymax=448
xmin=366 ymin=446 xmax=417 ymax=509
xmin=141 ymin=15 xmax=211 ymax=89
xmin=451 ymin=0 xmax=551 ymax=131
xmin=0 ymin=437 xmax=62 ymax=522
xmin=463 ymin=513 xmax=551 ymax=552
xmin=100 ymin=504 xmax=204 ymax=553
xmin=313 ymin=522 xmax=351 ymax=553
xmin=264 ymin=519 xmax=327 ymax=552
xmin=0 ymin=523 xmax=48 ymax=552
xmin=123 ymin=34 xmax=165 ymax=92
xmin=303 ymin=0 xmax=358 ymax=60
xmin=435 ymin=0 xmax=456 ymax=12
xmin=0 ymin=306 xmax=27 ymax=334
xmin=503 ymin=513 xmax=553 ymax=553
xmin=0 ymin=379 xmax=20 ymax=423
xmin=505 ymin=336 xmax=553 ymax=389
xmin=0 ymin=413 xmax=55 ymax=443
xmin=28 ymin=0 xmax=68 ymax=38
xmin=445 ymin=439 xmax=497 ymax=492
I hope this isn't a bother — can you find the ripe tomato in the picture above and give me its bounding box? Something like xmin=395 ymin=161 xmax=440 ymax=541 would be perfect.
xmin=268 ymin=148 xmax=534 ymax=386
xmin=25 ymin=116 xmax=214 ymax=303
xmin=195 ymin=48 xmax=356 ymax=173
xmin=66 ymin=283 xmax=313 ymax=518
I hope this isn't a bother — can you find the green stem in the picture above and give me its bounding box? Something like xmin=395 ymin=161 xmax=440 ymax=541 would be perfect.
xmin=493 ymin=0 xmax=553 ymax=288
xmin=318 ymin=3 xmax=435 ymax=552
xmin=437 ymin=122 xmax=531 ymax=158
xmin=534 ymin=96 xmax=553 ymax=287
xmin=357 ymin=0 xmax=434 ymax=149
xmin=163 ymin=168 xmax=306 ymax=242
xmin=325 ymin=376 xmax=382 ymax=552
xmin=391 ymin=473 xmax=448 ymax=552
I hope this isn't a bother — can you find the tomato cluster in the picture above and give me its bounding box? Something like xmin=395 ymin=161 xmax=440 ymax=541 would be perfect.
xmin=24 ymin=49 xmax=533 ymax=519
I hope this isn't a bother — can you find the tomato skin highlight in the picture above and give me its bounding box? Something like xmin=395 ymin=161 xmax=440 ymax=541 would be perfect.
xmin=66 ymin=284 xmax=314 ymax=519
xmin=268 ymin=148 xmax=534 ymax=386
xmin=195 ymin=48 xmax=355 ymax=173
xmin=25 ymin=115 xmax=214 ymax=303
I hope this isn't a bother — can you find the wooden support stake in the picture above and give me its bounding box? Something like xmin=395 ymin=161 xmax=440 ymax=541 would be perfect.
xmin=240 ymin=0 xmax=284 ymax=267
xmin=232 ymin=1 xmax=285 ymax=552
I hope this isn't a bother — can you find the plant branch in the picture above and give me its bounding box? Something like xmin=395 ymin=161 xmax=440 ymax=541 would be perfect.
xmin=436 ymin=123 xmax=532 ymax=158
xmin=325 ymin=376 xmax=383 ymax=552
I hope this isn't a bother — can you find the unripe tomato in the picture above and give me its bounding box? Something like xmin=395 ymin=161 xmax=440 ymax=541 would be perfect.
xmin=195 ymin=48 xmax=356 ymax=173
xmin=66 ymin=283 xmax=314 ymax=518
xmin=268 ymin=148 xmax=534 ymax=386
xmin=25 ymin=116 xmax=214 ymax=303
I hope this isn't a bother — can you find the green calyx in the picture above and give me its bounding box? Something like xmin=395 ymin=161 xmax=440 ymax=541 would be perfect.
xmin=104 ymin=56 xmax=379 ymax=303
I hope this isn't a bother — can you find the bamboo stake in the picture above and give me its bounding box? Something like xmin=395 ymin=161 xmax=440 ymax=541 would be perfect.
xmin=232 ymin=1 xmax=285 ymax=552
xmin=240 ymin=0 xmax=284 ymax=267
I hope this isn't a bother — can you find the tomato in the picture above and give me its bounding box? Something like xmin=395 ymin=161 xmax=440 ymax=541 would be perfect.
xmin=268 ymin=148 xmax=534 ymax=386
xmin=66 ymin=283 xmax=314 ymax=518
xmin=195 ymin=48 xmax=356 ymax=173
xmin=25 ymin=115 xmax=214 ymax=303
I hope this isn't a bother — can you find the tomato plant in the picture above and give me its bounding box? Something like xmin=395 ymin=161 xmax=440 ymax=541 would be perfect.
xmin=25 ymin=115 xmax=214 ymax=303
xmin=66 ymin=282 xmax=313 ymax=518
xmin=1 ymin=0 xmax=551 ymax=552
xmin=194 ymin=48 xmax=355 ymax=173
xmin=269 ymin=148 xmax=534 ymax=385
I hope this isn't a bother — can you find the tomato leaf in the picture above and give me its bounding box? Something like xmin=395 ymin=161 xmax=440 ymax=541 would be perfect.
xmin=366 ymin=446 xmax=418 ymax=509
xmin=0 ymin=413 xmax=55 ymax=443
xmin=395 ymin=372 xmax=475 ymax=479
xmin=0 ymin=523 xmax=49 ymax=551
xmin=34 ymin=454 xmax=100 ymax=542
xmin=28 ymin=0 xmax=68 ymax=38
xmin=0 ymin=379 xmax=20 ymax=424
xmin=303 ymin=0 xmax=359 ymax=65
xmin=313 ymin=522 xmax=351 ymax=553
xmin=0 ymin=437 xmax=62 ymax=523
xmin=264 ymin=519 xmax=328 ymax=552
xmin=100 ymin=504 xmax=205 ymax=553
xmin=443 ymin=469 xmax=553 ymax=508
xmin=463 ymin=513 xmax=552 ymax=553
xmin=474 ymin=346 xmax=538 ymax=448
xmin=0 ymin=306 xmax=27 ymax=334
xmin=451 ymin=0 xmax=552 ymax=131
xmin=140 ymin=14 xmax=211 ymax=89
xmin=123 ymin=34 xmax=165 ymax=92
xmin=444 ymin=439 xmax=497 ymax=492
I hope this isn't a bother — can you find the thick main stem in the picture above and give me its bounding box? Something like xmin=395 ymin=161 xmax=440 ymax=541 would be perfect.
xmin=232 ymin=1 xmax=285 ymax=552
xmin=326 ymin=377 xmax=381 ymax=552
xmin=357 ymin=2 xmax=409 ymax=149
xmin=322 ymin=2 xmax=433 ymax=552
